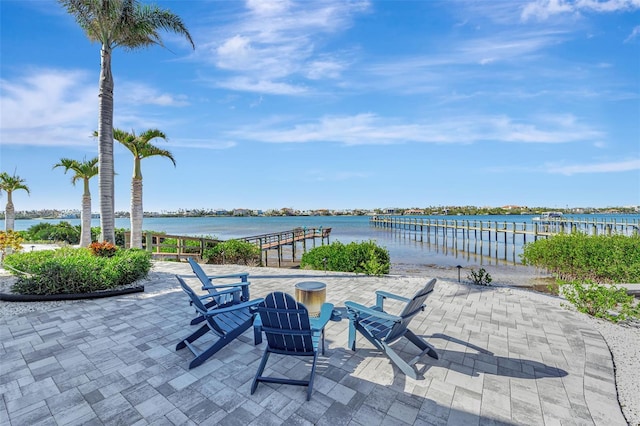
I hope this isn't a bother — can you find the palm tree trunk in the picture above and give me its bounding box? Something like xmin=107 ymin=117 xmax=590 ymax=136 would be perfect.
xmin=130 ymin=178 xmax=143 ymax=249
xmin=80 ymin=193 xmax=92 ymax=247
xmin=98 ymin=43 xmax=115 ymax=243
xmin=4 ymin=193 xmax=14 ymax=231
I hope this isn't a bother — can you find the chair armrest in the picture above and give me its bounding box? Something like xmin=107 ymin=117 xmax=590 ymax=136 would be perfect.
xmin=310 ymin=303 xmax=334 ymax=331
xmin=375 ymin=290 xmax=410 ymax=303
xmin=200 ymin=287 xmax=242 ymax=298
xmin=202 ymin=282 xmax=250 ymax=291
xmin=204 ymin=298 xmax=264 ymax=316
xmin=206 ymin=273 xmax=249 ymax=281
xmin=344 ymin=301 xmax=401 ymax=323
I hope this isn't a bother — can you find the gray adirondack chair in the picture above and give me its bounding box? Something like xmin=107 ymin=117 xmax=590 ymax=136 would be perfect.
xmin=251 ymin=292 xmax=333 ymax=400
xmin=345 ymin=279 xmax=438 ymax=379
xmin=186 ymin=257 xmax=251 ymax=325
xmin=176 ymin=275 xmax=263 ymax=369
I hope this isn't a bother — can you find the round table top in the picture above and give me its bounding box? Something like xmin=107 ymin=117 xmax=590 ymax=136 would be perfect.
xmin=294 ymin=281 xmax=326 ymax=291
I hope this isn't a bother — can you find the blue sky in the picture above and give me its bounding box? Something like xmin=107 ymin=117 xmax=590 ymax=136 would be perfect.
xmin=1 ymin=0 xmax=639 ymax=212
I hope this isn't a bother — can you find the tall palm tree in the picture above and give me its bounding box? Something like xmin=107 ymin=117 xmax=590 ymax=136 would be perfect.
xmin=0 ymin=172 xmax=30 ymax=231
xmin=58 ymin=0 xmax=194 ymax=243
xmin=113 ymin=128 xmax=175 ymax=249
xmin=53 ymin=157 xmax=99 ymax=247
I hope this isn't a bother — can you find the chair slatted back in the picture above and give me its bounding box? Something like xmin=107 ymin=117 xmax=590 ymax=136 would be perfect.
xmin=385 ymin=278 xmax=436 ymax=343
xmin=177 ymin=275 xmax=227 ymax=335
xmin=258 ymin=292 xmax=315 ymax=355
xmin=187 ymin=257 xmax=242 ymax=306
xmin=177 ymin=275 xmax=209 ymax=314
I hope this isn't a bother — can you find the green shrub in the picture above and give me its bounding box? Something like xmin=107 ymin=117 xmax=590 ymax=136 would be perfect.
xmin=521 ymin=233 xmax=640 ymax=283
xmin=300 ymin=240 xmax=390 ymax=276
xmin=3 ymin=248 xmax=151 ymax=295
xmin=203 ymin=240 xmax=261 ymax=265
xmin=23 ymin=222 xmax=80 ymax=244
xmin=468 ymin=268 xmax=492 ymax=285
xmin=560 ymin=281 xmax=640 ymax=323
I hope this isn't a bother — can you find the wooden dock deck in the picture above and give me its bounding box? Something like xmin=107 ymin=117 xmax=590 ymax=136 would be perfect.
xmin=140 ymin=227 xmax=331 ymax=266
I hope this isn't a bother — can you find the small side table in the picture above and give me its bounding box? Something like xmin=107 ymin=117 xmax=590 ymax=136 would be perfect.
xmin=294 ymin=281 xmax=326 ymax=318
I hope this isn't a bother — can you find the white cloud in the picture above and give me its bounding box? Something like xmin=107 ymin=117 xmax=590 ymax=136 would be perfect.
xmin=215 ymin=76 xmax=308 ymax=95
xmin=173 ymin=139 xmax=237 ymax=150
xmin=0 ymin=68 xmax=191 ymax=147
xmin=229 ymin=112 xmax=604 ymax=146
xmin=522 ymin=0 xmax=640 ymax=21
xmin=197 ymin=0 xmax=370 ymax=94
xmin=0 ymin=69 xmax=96 ymax=146
xmin=546 ymin=158 xmax=640 ymax=174
xmin=625 ymin=25 xmax=640 ymax=42
xmin=118 ymin=82 xmax=189 ymax=107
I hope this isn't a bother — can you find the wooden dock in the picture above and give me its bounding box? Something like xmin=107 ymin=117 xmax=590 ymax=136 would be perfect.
xmin=369 ymin=215 xmax=639 ymax=265
xmin=241 ymin=227 xmax=331 ymax=267
xmin=370 ymin=216 xmax=639 ymax=241
xmin=140 ymin=227 xmax=331 ymax=266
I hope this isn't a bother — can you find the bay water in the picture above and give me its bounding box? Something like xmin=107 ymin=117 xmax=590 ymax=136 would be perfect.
xmin=4 ymin=214 xmax=638 ymax=273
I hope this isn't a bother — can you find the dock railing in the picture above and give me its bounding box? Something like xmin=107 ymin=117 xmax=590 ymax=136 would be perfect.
xmin=137 ymin=227 xmax=331 ymax=265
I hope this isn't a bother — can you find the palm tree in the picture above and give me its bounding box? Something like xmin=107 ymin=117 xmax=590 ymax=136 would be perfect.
xmin=0 ymin=172 xmax=30 ymax=231
xmin=58 ymin=0 xmax=194 ymax=243
xmin=113 ymin=128 xmax=175 ymax=249
xmin=53 ymin=157 xmax=99 ymax=247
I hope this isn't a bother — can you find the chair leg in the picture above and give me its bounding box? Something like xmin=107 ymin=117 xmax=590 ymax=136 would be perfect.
xmin=306 ymin=352 xmax=319 ymax=401
xmin=176 ymin=324 xmax=210 ymax=350
xmin=405 ymin=330 xmax=438 ymax=360
xmin=251 ymin=349 xmax=272 ymax=395
xmin=381 ymin=341 xmax=420 ymax=380
xmin=348 ymin=320 xmax=357 ymax=351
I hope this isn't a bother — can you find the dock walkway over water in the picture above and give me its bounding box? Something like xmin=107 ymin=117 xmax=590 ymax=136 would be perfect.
xmin=370 ymin=215 xmax=639 ymax=242
xmin=370 ymin=216 xmax=639 ymax=264
xmin=141 ymin=227 xmax=331 ymax=265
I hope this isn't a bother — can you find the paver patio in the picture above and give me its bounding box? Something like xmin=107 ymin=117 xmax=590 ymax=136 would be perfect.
xmin=0 ymin=261 xmax=627 ymax=425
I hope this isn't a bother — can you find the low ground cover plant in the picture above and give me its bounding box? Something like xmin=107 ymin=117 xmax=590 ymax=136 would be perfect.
xmin=300 ymin=240 xmax=390 ymax=276
xmin=203 ymin=240 xmax=261 ymax=265
xmin=3 ymin=247 xmax=151 ymax=295
xmin=468 ymin=268 xmax=492 ymax=285
xmin=522 ymin=233 xmax=640 ymax=322
xmin=561 ymin=280 xmax=639 ymax=323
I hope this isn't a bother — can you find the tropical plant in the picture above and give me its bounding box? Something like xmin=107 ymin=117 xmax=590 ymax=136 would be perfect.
xmin=112 ymin=128 xmax=175 ymax=249
xmin=0 ymin=171 xmax=30 ymax=231
xmin=53 ymin=157 xmax=99 ymax=247
xmin=88 ymin=241 xmax=118 ymax=257
xmin=59 ymin=0 xmax=194 ymax=243
xmin=467 ymin=268 xmax=492 ymax=285
xmin=0 ymin=230 xmax=24 ymax=262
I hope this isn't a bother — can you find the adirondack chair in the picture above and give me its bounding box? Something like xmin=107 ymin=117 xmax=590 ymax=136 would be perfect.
xmin=187 ymin=257 xmax=251 ymax=325
xmin=176 ymin=275 xmax=263 ymax=369
xmin=345 ymin=279 xmax=438 ymax=379
xmin=251 ymin=292 xmax=334 ymax=401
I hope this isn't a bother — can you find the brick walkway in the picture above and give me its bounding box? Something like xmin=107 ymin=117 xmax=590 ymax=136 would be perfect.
xmin=0 ymin=262 xmax=626 ymax=425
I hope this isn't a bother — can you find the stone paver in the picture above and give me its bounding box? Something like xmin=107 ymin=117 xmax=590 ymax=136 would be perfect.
xmin=0 ymin=262 xmax=627 ymax=425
